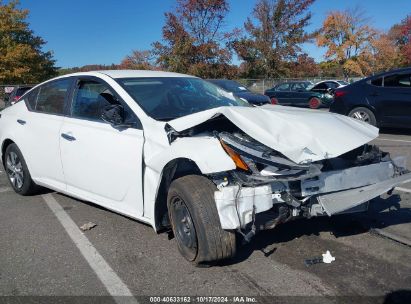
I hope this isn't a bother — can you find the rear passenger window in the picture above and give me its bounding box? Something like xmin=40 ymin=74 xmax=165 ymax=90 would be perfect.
xmin=371 ymin=77 xmax=383 ymax=87
xmin=384 ymin=74 xmax=411 ymax=87
xmin=35 ymin=79 xmax=72 ymax=115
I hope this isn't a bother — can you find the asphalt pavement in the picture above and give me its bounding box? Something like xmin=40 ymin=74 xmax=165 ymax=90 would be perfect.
xmin=0 ymin=127 xmax=411 ymax=304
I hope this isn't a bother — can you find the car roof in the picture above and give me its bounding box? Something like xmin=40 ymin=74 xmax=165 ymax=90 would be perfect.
xmin=47 ymin=70 xmax=196 ymax=83
xmin=367 ymin=67 xmax=411 ymax=79
xmin=276 ymin=81 xmax=311 ymax=85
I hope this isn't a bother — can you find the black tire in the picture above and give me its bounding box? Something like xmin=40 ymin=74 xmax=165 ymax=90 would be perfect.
xmin=167 ymin=175 xmax=236 ymax=264
xmin=348 ymin=107 xmax=377 ymax=126
xmin=4 ymin=143 xmax=38 ymax=195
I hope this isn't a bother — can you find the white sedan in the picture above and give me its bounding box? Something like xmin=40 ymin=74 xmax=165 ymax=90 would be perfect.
xmin=1 ymin=70 xmax=410 ymax=265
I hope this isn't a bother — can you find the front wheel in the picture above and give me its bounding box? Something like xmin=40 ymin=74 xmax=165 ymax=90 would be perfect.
xmin=4 ymin=143 xmax=38 ymax=195
xmin=167 ymin=175 xmax=236 ymax=265
xmin=348 ymin=107 xmax=377 ymax=126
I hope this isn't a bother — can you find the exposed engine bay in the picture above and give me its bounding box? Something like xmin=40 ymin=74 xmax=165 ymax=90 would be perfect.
xmin=211 ymin=130 xmax=410 ymax=241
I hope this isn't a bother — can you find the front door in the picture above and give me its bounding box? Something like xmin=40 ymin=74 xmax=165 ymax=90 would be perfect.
xmin=59 ymin=78 xmax=145 ymax=217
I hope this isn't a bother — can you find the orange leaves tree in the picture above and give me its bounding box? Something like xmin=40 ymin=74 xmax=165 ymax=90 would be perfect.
xmin=0 ymin=0 xmax=57 ymax=84
xmin=231 ymin=0 xmax=316 ymax=78
xmin=152 ymin=0 xmax=238 ymax=78
xmin=316 ymin=8 xmax=405 ymax=77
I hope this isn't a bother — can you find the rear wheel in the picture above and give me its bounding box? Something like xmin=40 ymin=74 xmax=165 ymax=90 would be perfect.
xmin=308 ymin=97 xmax=321 ymax=109
xmin=167 ymin=175 xmax=236 ymax=265
xmin=4 ymin=143 xmax=38 ymax=195
xmin=348 ymin=107 xmax=377 ymax=126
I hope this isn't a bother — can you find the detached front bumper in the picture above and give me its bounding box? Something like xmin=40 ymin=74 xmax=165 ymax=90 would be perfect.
xmin=214 ymin=161 xmax=411 ymax=230
xmin=316 ymin=173 xmax=411 ymax=216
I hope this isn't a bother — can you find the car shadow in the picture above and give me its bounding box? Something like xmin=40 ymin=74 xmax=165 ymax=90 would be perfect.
xmin=218 ymin=194 xmax=411 ymax=266
xmin=384 ymin=289 xmax=411 ymax=304
xmin=380 ymin=128 xmax=411 ymax=136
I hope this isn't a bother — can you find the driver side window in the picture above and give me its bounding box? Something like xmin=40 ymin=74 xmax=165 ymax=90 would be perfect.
xmin=71 ymin=80 xmax=120 ymax=122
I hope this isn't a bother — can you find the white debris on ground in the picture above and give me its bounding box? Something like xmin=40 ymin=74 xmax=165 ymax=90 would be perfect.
xmin=322 ymin=250 xmax=336 ymax=264
xmin=80 ymin=222 xmax=97 ymax=231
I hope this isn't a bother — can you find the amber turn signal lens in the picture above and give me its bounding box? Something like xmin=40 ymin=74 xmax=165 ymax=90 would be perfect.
xmin=220 ymin=140 xmax=249 ymax=171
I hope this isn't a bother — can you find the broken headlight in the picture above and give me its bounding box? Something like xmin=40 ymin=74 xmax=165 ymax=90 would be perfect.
xmin=218 ymin=132 xmax=322 ymax=180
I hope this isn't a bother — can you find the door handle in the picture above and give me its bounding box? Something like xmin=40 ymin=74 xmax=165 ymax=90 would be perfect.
xmin=17 ymin=119 xmax=26 ymax=125
xmin=61 ymin=133 xmax=76 ymax=141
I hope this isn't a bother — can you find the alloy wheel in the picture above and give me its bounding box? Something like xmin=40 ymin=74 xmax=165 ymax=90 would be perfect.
xmin=6 ymin=151 xmax=24 ymax=189
xmin=350 ymin=110 xmax=371 ymax=123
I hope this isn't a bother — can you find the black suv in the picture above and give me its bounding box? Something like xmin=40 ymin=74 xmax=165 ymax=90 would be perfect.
xmin=330 ymin=67 xmax=411 ymax=128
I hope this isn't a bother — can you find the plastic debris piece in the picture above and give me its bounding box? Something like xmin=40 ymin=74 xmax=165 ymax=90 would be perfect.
xmin=80 ymin=222 xmax=97 ymax=231
xmin=304 ymin=250 xmax=335 ymax=266
xmin=322 ymin=250 xmax=335 ymax=264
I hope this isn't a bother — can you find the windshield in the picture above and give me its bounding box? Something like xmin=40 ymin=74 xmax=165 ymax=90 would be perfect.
xmin=213 ymin=80 xmax=249 ymax=93
xmin=117 ymin=77 xmax=249 ymax=121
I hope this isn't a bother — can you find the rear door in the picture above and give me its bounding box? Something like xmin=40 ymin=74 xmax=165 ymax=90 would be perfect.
xmin=290 ymin=82 xmax=310 ymax=104
xmin=59 ymin=77 xmax=145 ymax=217
xmin=378 ymin=72 xmax=411 ymax=126
xmin=18 ymin=78 xmax=73 ymax=190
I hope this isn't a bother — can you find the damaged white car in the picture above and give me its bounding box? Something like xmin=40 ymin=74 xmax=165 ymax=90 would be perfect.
xmin=1 ymin=70 xmax=410 ymax=264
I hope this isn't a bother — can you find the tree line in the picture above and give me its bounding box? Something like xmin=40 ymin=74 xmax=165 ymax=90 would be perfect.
xmin=1 ymin=0 xmax=410 ymax=85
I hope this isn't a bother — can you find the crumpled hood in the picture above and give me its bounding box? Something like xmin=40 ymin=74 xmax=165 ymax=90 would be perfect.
xmin=167 ymin=105 xmax=379 ymax=164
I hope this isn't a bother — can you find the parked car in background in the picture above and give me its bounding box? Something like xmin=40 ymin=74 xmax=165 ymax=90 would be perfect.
xmin=264 ymin=81 xmax=333 ymax=108
xmin=207 ymin=79 xmax=270 ymax=106
xmin=2 ymin=70 xmax=410 ymax=265
xmin=310 ymin=80 xmax=349 ymax=94
xmin=330 ymin=67 xmax=411 ymax=128
xmin=5 ymin=86 xmax=33 ymax=107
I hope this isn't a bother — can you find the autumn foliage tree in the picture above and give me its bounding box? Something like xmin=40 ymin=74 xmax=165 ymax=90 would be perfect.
xmin=152 ymin=0 xmax=238 ymax=78
xmin=316 ymin=8 xmax=378 ymax=77
xmin=232 ymin=0 xmax=315 ymax=78
xmin=0 ymin=0 xmax=57 ymax=84
xmin=388 ymin=15 xmax=411 ymax=66
xmin=119 ymin=50 xmax=157 ymax=70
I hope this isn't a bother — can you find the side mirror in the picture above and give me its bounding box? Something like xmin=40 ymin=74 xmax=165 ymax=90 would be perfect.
xmin=101 ymin=104 xmax=130 ymax=128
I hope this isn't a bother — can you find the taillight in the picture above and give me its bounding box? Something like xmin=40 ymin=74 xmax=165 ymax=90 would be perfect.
xmin=13 ymin=96 xmax=20 ymax=101
xmin=270 ymin=97 xmax=278 ymax=105
xmin=334 ymin=91 xmax=347 ymax=98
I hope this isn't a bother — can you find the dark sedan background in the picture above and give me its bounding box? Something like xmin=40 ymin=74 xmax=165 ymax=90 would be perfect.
xmin=264 ymin=81 xmax=334 ymax=108
xmin=207 ymin=79 xmax=271 ymax=106
xmin=330 ymin=67 xmax=411 ymax=128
